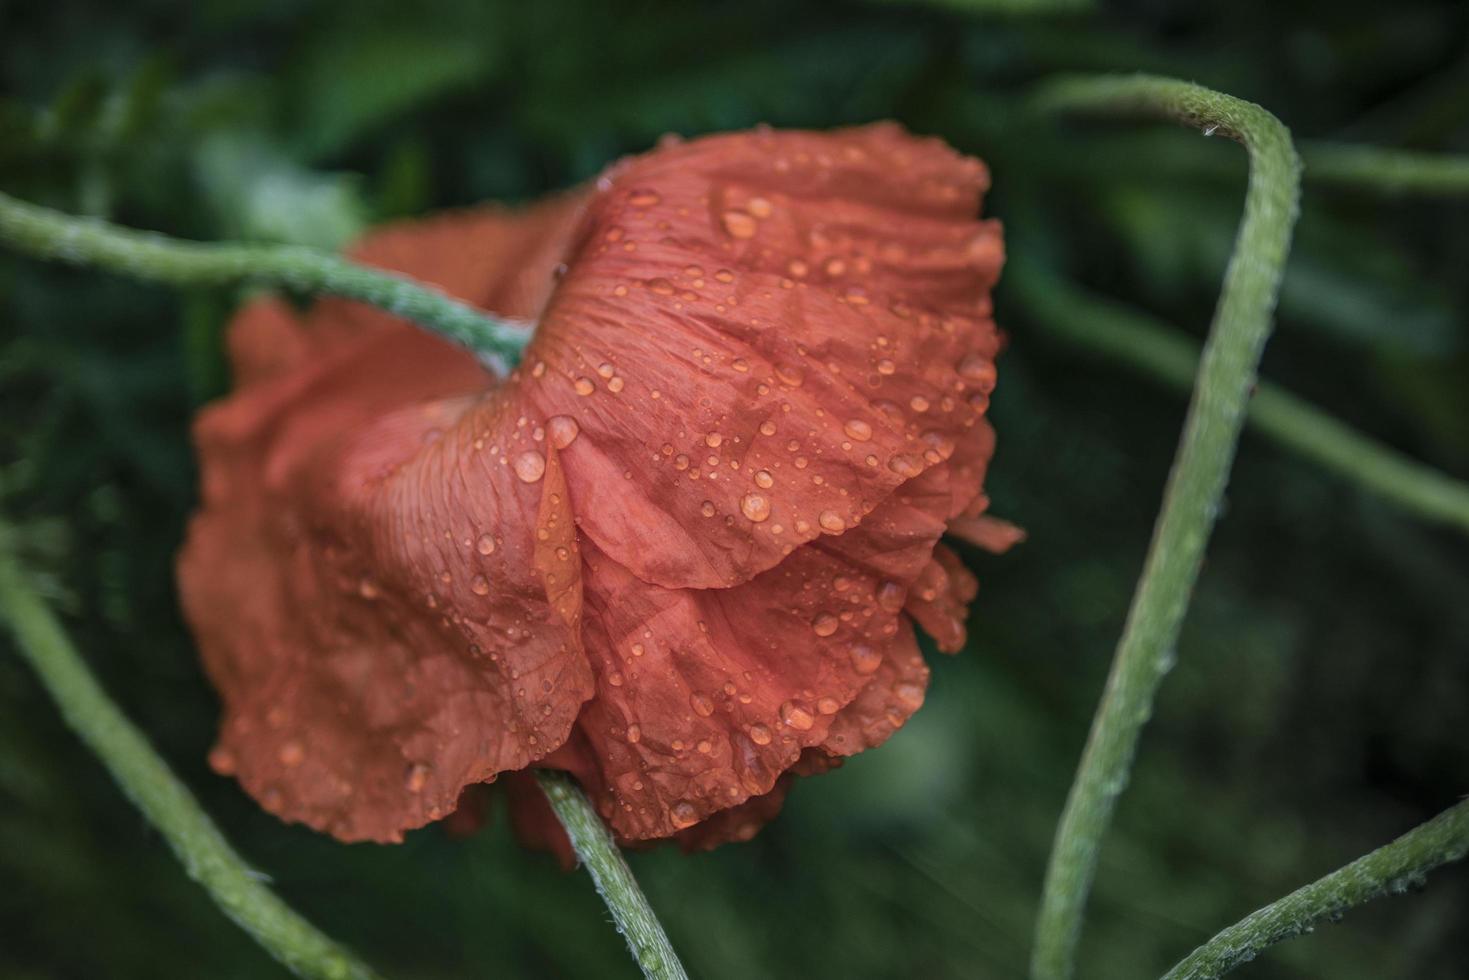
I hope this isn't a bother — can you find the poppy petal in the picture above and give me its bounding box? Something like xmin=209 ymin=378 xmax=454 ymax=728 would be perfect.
xmin=903 ymin=544 xmax=980 ymax=654
xmin=179 ymin=201 xmax=596 ymax=843
xmin=520 ymin=124 xmax=1003 ymax=591
xmin=947 ymin=513 xmax=1027 ymax=554
xmin=548 ymin=449 xmax=981 ymax=840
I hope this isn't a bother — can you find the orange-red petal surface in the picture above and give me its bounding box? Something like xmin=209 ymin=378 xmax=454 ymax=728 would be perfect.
xmin=179 ymin=200 xmax=595 ymax=842
xmin=179 ymin=123 xmax=1007 ymax=850
xmin=518 ymin=124 xmax=1003 ymax=591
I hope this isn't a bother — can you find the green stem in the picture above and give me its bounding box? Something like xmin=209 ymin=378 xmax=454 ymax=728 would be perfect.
xmin=0 ymin=190 xmax=529 ymax=370
xmin=1026 ymin=74 xmax=1302 ymax=980
xmin=536 ymin=771 xmax=690 ymax=980
xmin=1301 ymin=141 xmax=1469 ymax=195
xmin=1162 ymin=800 xmax=1469 ymax=980
xmin=1010 ymin=263 xmax=1469 ymax=536
xmin=0 ymin=520 xmax=382 ymax=980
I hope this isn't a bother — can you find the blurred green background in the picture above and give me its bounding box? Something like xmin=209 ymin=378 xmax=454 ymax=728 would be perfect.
xmin=2 ymin=1 xmax=1467 ymax=977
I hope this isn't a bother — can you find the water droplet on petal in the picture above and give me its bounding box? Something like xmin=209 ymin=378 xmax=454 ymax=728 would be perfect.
xmin=691 ymin=692 xmax=716 ymax=716
xmin=627 ymin=723 xmax=642 ymax=744
xmin=629 ymin=189 xmax=661 ymax=208
xmin=740 ymin=492 xmax=772 ymax=523
xmin=547 ymin=415 xmax=580 ymax=448
xmin=843 ymin=419 xmax=873 ymax=442
xmin=749 ymin=723 xmax=773 ymax=745
xmin=670 ymin=800 xmax=699 ymax=828
xmin=574 ymin=377 xmax=595 ymax=396
xmin=722 ymin=210 xmax=757 ymax=239
xmin=774 ymin=363 xmax=805 ymax=387
xmin=753 ymin=470 xmax=774 ymax=489
xmin=779 ymin=700 xmax=814 ymax=730
xmin=922 ymin=430 xmax=956 ymax=461
xmin=887 ymin=453 xmax=924 ymax=478
xmin=850 ymin=644 xmax=883 ymax=674
xmin=405 ymin=763 xmax=431 ymax=793
xmin=818 ymin=511 xmax=847 ymax=533
xmin=812 ymin=613 xmax=839 ymax=637
xmin=876 ymin=581 xmax=905 ymax=612
xmin=513 ymin=451 xmax=546 ymax=483
xmin=746 ymin=197 xmax=773 ymax=218
xmin=895 ymin=683 xmax=924 ymax=707
xmin=957 ymin=353 xmax=996 ymax=389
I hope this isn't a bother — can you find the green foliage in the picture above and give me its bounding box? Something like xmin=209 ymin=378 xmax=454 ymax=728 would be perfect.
xmin=2 ymin=1 xmax=1467 ymax=978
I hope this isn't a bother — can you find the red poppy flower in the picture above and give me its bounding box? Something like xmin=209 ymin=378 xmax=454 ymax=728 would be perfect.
xmin=178 ymin=123 xmax=1011 ymax=850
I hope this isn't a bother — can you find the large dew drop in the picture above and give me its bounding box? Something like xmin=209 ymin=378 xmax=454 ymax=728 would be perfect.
xmin=547 ymin=415 xmax=580 ymax=449
xmin=740 ymin=492 xmax=772 ymax=522
xmin=513 ymin=451 xmax=546 ymax=483
xmin=721 ymin=210 xmax=757 ymax=239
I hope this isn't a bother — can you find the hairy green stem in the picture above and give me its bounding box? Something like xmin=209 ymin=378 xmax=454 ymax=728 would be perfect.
xmin=536 ymin=772 xmax=690 ymax=980
xmin=0 ymin=521 xmax=382 ymax=980
xmin=1163 ymin=800 xmax=1469 ymax=979
xmin=1010 ymin=263 xmax=1469 ymax=536
xmin=0 ymin=190 xmax=529 ymax=370
xmin=1027 ymin=75 xmax=1302 ymax=980
xmin=1302 ymin=142 xmax=1469 ymax=195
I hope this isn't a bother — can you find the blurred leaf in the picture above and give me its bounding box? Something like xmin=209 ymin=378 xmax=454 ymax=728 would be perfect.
xmin=195 ymin=131 xmax=367 ymax=248
xmin=1100 ymin=182 xmax=1462 ymax=355
xmin=291 ymin=27 xmax=501 ymax=160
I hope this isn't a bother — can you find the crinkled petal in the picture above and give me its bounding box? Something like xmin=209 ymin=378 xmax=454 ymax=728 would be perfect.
xmin=904 ymin=544 xmax=980 ymax=654
xmin=817 ymin=618 xmax=931 ymax=755
xmin=548 ymin=451 xmax=986 ymax=841
xmin=179 ymin=201 xmax=596 ymax=843
xmin=181 ymin=127 xmax=1009 ymax=851
xmin=518 ymin=124 xmax=1003 ymax=590
xmin=948 ymin=513 xmax=1027 ymax=554
xmin=545 ymin=536 xmax=895 ymax=839
xmin=671 ymin=773 xmax=797 ymax=851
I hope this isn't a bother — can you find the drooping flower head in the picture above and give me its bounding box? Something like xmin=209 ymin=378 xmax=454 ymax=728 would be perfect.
xmin=178 ymin=123 xmax=1013 ymax=850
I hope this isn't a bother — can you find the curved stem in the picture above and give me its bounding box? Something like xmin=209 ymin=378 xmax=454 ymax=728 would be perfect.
xmin=1010 ymin=263 xmax=1469 ymax=536
xmin=536 ymin=772 xmax=690 ymax=980
xmin=1302 ymin=142 xmax=1469 ymax=196
xmin=0 ymin=190 xmax=529 ymax=371
xmin=1163 ymin=800 xmax=1469 ymax=980
xmin=0 ymin=520 xmax=382 ymax=980
xmin=1026 ymin=74 xmax=1302 ymax=980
